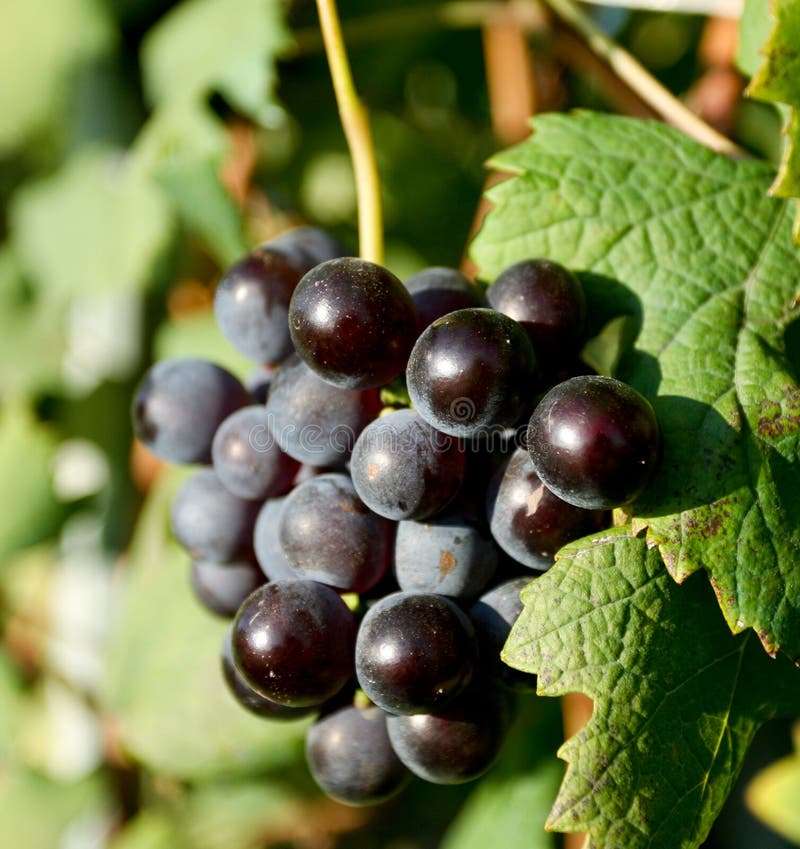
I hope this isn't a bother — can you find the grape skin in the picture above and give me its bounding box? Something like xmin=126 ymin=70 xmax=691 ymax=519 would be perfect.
xmin=289 ymin=257 xmax=418 ymax=389
xmin=350 ymin=408 xmax=466 ymax=521
xmin=404 ymin=266 xmax=483 ymax=334
xmin=252 ymin=496 xmax=300 ymax=581
xmin=305 ymin=705 xmax=411 ymax=805
xmin=232 ymin=580 xmax=357 ymax=707
xmin=355 ymin=591 xmax=478 ymax=715
xmin=190 ymin=557 xmax=265 ymax=619
xmin=527 ymin=375 xmax=661 ymax=509
xmin=212 ymin=405 xmax=300 ymax=500
xmin=132 ymin=358 xmax=249 ymax=465
xmin=406 ymin=308 xmax=537 ymax=437
xmin=171 ymin=469 xmax=260 ymax=562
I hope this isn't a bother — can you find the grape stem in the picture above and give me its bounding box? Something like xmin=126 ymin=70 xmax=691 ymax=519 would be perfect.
xmin=315 ymin=0 xmax=384 ymax=265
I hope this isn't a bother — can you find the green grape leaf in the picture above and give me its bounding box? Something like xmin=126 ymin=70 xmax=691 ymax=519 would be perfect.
xmin=736 ymin=0 xmax=772 ymax=78
xmin=470 ymin=112 xmax=800 ymax=658
xmin=141 ymin=0 xmax=292 ymax=125
xmin=746 ymin=723 xmax=800 ymax=844
xmin=503 ymin=529 xmax=800 ymax=849
xmin=747 ymin=0 xmax=800 ymax=238
xmin=101 ymin=470 xmax=309 ymax=780
xmin=0 ymin=0 xmax=113 ymax=153
xmin=10 ymin=148 xmax=175 ymax=297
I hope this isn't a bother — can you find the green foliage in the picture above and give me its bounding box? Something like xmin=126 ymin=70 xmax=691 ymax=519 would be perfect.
xmin=471 ymin=112 xmax=800 ymax=658
xmin=101 ymin=471 xmax=310 ymax=780
xmin=747 ymin=0 xmax=800 ymax=238
xmin=736 ymin=0 xmax=772 ymax=78
xmin=747 ymin=723 xmax=800 ymax=844
xmin=504 ymin=528 xmax=800 ymax=849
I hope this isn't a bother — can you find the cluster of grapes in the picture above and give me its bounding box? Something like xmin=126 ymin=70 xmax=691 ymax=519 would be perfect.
xmin=132 ymin=225 xmax=661 ymax=806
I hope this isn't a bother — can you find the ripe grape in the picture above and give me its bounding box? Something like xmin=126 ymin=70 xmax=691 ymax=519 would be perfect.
xmin=190 ymin=557 xmax=265 ymax=618
xmin=265 ymin=354 xmax=381 ymax=466
xmin=253 ymin=496 xmax=300 ymax=581
xmin=279 ymin=473 xmax=393 ymax=593
xmin=132 ymin=358 xmax=249 ymax=464
xmin=404 ymin=266 xmax=483 ymax=333
xmin=350 ymin=408 xmax=466 ymax=521
xmin=486 ymin=258 xmax=586 ymax=367
xmin=232 ymin=580 xmax=356 ymax=707
xmin=306 ymin=705 xmax=411 ymax=805
xmin=386 ymin=686 xmax=514 ymax=784
xmin=406 ymin=308 xmax=537 ymax=437
xmin=288 ymin=257 xmax=418 ymax=389
xmin=212 ymin=405 xmax=299 ymax=500
xmin=171 ymin=469 xmax=260 ymax=562
xmin=486 ymin=447 xmax=608 ymax=570
xmin=268 ymin=226 xmax=351 ymax=269
xmin=527 ymin=375 xmax=661 ymax=509
xmin=394 ymin=513 xmax=498 ymax=599
xmin=355 ymin=592 xmax=477 ymax=715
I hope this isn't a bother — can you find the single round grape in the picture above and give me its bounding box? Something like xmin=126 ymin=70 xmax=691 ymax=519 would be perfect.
xmin=350 ymin=408 xmax=466 ymax=521
xmin=288 ymin=257 xmax=418 ymax=389
xmin=404 ymin=266 xmax=483 ymax=333
xmin=214 ymin=246 xmax=308 ymax=365
xmin=386 ymin=686 xmax=514 ymax=784
xmin=279 ymin=473 xmax=393 ymax=593
xmin=306 ymin=705 xmax=411 ymax=806
xmin=268 ymin=226 xmax=351 ymax=269
xmin=212 ymin=405 xmax=300 ymax=500
xmin=406 ymin=308 xmax=537 ymax=437
xmin=232 ymin=580 xmax=356 ymax=707
xmin=486 ymin=258 xmax=586 ymax=366
xmin=355 ymin=592 xmax=477 ymax=715
xmin=469 ymin=577 xmax=536 ymax=691
xmin=171 ymin=469 xmax=260 ymax=561
xmin=132 ymin=358 xmax=249 ymax=464
xmin=253 ymin=496 xmax=299 ymax=581
xmin=486 ymin=447 xmax=608 ymax=570
xmin=265 ymin=354 xmax=381 ymax=466
xmin=527 ymin=375 xmax=661 ymax=509
xmin=394 ymin=513 xmax=498 ymax=599
xmin=220 ymin=626 xmax=316 ymax=720
xmin=190 ymin=557 xmax=265 ymax=618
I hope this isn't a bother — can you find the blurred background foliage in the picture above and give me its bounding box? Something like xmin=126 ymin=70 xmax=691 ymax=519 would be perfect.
xmin=0 ymin=0 xmax=795 ymax=847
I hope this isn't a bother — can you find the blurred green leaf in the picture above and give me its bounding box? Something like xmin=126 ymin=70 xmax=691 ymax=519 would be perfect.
xmin=0 ymin=652 xmax=25 ymax=762
xmin=0 ymin=247 xmax=67 ymax=396
xmin=10 ymin=148 xmax=175 ymax=297
xmin=108 ymin=811 xmax=184 ymax=849
xmin=0 ymin=769 xmax=106 ymax=849
xmin=737 ymin=0 xmax=773 ymax=78
xmin=747 ymin=723 xmax=800 ymax=845
xmin=0 ymin=405 xmax=62 ymax=561
xmin=102 ymin=471 xmax=310 ymax=780
xmin=141 ymin=0 xmax=292 ymax=124
xmin=0 ymin=0 xmax=113 ymax=153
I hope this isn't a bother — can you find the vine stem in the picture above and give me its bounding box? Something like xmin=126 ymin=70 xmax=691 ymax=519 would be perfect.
xmin=542 ymin=0 xmax=748 ymax=158
xmin=315 ymin=0 xmax=384 ymax=264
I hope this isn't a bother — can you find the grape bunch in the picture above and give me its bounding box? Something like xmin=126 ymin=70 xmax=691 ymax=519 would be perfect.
xmin=132 ymin=226 xmax=661 ymax=806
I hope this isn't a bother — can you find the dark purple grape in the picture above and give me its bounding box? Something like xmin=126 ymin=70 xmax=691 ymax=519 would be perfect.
xmin=469 ymin=577 xmax=535 ymax=691
xmin=214 ymin=246 xmax=307 ymax=365
xmin=288 ymin=258 xmax=418 ymax=389
xmin=268 ymin=226 xmax=351 ymax=269
xmin=279 ymin=473 xmax=393 ymax=594
xmin=350 ymin=409 xmax=466 ymax=521
xmin=190 ymin=557 xmax=265 ymax=618
xmin=212 ymin=405 xmax=300 ymax=500
xmin=355 ymin=592 xmax=477 ymax=715
xmin=253 ymin=497 xmax=299 ymax=581
xmin=306 ymin=705 xmax=411 ymax=805
xmin=232 ymin=580 xmax=356 ymax=707
xmin=404 ymin=266 xmax=483 ymax=333
xmin=527 ymin=375 xmax=661 ymax=509
xmin=221 ymin=625 xmax=316 ymax=720
xmin=486 ymin=447 xmax=608 ymax=570
xmin=246 ymin=365 xmax=275 ymax=404
xmin=265 ymin=354 xmax=381 ymax=466
xmin=394 ymin=513 xmax=498 ymax=599
xmin=132 ymin=358 xmax=249 ymax=464
xmin=486 ymin=259 xmax=586 ymax=368
xmin=171 ymin=469 xmax=260 ymax=561
xmin=386 ymin=686 xmax=514 ymax=784
xmin=406 ymin=308 xmax=537 ymax=437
